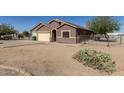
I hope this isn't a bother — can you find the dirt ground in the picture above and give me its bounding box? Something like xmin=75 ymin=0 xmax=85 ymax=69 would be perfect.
xmin=0 ymin=42 xmax=124 ymax=76
xmin=0 ymin=68 xmax=22 ymax=76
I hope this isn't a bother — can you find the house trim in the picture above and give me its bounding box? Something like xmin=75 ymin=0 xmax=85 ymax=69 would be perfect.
xmin=36 ymin=31 xmax=50 ymax=33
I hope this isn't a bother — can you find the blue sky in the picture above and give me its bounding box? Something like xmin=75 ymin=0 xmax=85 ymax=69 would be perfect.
xmin=0 ymin=16 xmax=124 ymax=32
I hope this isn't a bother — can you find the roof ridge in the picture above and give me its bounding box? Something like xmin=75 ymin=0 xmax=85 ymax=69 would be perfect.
xmin=30 ymin=23 xmax=42 ymax=31
xmin=31 ymin=19 xmax=92 ymax=31
xmin=52 ymin=19 xmax=84 ymax=28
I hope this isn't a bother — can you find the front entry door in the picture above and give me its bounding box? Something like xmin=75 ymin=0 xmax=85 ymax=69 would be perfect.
xmin=52 ymin=30 xmax=56 ymax=42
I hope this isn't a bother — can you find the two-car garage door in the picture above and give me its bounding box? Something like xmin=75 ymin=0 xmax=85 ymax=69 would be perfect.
xmin=37 ymin=33 xmax=50 ymax=41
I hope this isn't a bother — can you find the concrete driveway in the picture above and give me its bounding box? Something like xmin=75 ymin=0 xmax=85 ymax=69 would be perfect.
xmin=0 ymin=40 xmax=42 ymax=48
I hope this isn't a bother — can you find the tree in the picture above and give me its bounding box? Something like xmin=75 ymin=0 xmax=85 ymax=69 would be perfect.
xmin=23 ymin=31 xmax=30 ymax=38
xmin=0 ymin=24 xmax=15 ymax=36
xmin=86 ymin=16 xmax=120 ymax=46
xmin=18 ymin=33 xmax=24 ymax=40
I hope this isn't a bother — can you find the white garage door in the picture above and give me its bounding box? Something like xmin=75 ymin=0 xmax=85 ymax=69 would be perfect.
xmin=38 ymin=33 xmax=50 ymax=41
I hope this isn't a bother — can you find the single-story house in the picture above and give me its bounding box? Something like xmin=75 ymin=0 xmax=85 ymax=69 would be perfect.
xmin=31 ymin=19 xmax=93 ymax=44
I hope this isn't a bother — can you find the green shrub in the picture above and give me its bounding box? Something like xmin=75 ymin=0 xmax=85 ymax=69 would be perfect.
xmin=73 ymin=49 xmax=116 ymax=74
xmin=32 ymin=36 xmax=37 ymax=41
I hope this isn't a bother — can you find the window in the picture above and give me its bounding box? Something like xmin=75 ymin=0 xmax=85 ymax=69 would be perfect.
xmin=63 ymin=32 xmax=69 ymax=38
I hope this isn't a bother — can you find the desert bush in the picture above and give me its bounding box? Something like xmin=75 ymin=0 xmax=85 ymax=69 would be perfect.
xmin=72 ymin=49 xmax=116 ymax=74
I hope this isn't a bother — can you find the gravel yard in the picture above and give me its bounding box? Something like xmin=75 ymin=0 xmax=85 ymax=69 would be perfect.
xmin=0 ymin=40 xmax=124 ymax=76
xmin=0 ymin=68 xmax=22 ymax=76
xmin=0 ymin=40 xmax=42 ymax=48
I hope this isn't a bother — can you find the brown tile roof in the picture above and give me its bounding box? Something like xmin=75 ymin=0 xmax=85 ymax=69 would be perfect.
xmin=49 ymin=19 xmax=92 ymax=31
xmin=31 ymin=19 xmax=92 ymax=32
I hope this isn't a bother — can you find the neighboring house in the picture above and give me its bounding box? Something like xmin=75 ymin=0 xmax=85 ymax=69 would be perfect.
xmin=107 ymin=32 xmax=124 ymax=42
xmin=98 ymin=32 xmax=124 ymax=42
xmin=31 ymin=19 xmax=93 ymax=44
xmin=107 ymin=32 xmax=124 ymax=36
